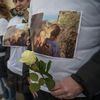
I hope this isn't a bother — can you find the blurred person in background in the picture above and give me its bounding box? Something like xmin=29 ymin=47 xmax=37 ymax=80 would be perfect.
xmin=7 ymin=0 xmax=34 ymax=100
xmin=0 ymin=0 xmax=11 ymax=99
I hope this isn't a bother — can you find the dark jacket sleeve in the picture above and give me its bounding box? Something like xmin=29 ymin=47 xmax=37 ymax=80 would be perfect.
xmin=71 ymin=50 xmax=100 ymax=98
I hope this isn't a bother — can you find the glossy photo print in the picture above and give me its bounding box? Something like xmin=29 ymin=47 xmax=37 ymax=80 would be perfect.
xmin=31 ymin=11 xmax=81 ymax=58
xmin=3 ymin=23 xmax=29 ymax=47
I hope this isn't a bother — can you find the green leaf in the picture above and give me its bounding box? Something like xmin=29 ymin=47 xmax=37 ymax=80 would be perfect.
xmin=30 ymin=65 xmax=39 ymax=72
xmin=29 ymin=83 xmax=40 ymax=92
xmin=45 ymin=78 xmax=55 ymax=90
xmin=43 ymin=72 xmax=53 ymax=79
xmin=46 ymin=60 xmax=52 ymax=72
xmin=39 ymin=78 xmax=45 ymax=86
xmin=30 ymin=73 xmax=38 ymax=81
xmin=38 ymin=60 xmax=46 ymax=73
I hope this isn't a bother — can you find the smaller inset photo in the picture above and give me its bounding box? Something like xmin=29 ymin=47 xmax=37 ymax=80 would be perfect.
xmin=3 ymin=23 xmax=29 ymax=47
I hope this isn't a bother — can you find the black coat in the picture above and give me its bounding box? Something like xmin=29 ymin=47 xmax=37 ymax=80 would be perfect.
xmin=0 ymin=48 xmax=10 ymax=78
xmin=0 ymin=36 xmax=10 ymax=77
xmin=72 ymin=50 xmax=100 ymax=99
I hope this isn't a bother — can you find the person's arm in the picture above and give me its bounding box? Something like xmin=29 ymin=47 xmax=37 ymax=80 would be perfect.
xmin=71 ymin=50 xmax=100 ymax=98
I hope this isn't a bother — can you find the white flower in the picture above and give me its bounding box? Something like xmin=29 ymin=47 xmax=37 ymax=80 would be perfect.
xmin=20 ymin=50 xmax=36 ymax=65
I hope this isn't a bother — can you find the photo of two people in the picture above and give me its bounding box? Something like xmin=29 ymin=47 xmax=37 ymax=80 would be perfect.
xmin=30 ymin=11 xmax=81 ymax=58
xmin=3 ymin=23 xmax=29 ymax=47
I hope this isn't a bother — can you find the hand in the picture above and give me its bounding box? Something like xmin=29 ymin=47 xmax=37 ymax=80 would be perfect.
xmin=32 ymin=92 xmax=38 ymax=98
xmin=50 ymin=77 xmax=83 ymax=99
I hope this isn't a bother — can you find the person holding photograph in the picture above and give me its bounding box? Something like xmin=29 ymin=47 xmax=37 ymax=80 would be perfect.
xmin=51 ymin=49 xmax=100 ymax=100
xmin=29 ymin=0 xmax=100 ymax=100
xmin=7 ymin=0 xmax=33 ymax=100
xmin=71 ymin=49 xmax=100 ymax=100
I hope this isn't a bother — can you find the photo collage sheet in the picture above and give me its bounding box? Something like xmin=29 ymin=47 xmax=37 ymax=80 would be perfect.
xmin=2 ymin=10 xmax=81 ymax=58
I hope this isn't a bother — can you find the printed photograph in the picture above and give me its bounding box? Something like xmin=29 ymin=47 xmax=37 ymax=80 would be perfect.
xmin=3 ymin=23 xmax=29 ymax=47
xmin=31 ymin=11 xmax=81 ymax=58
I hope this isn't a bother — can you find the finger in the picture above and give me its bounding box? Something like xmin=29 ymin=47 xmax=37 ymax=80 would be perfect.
xmin=51 ymin=89 xmax=66 ymax=97
xmin=51 ymin=82 xmax=61 ymax=91
xmin=57 ymin=94 xmax=75 ymax=100
xmin=56 ymin=94 xmax=66 ymax=99
xmin=32 ymin=92 xmax=38 ymax=98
